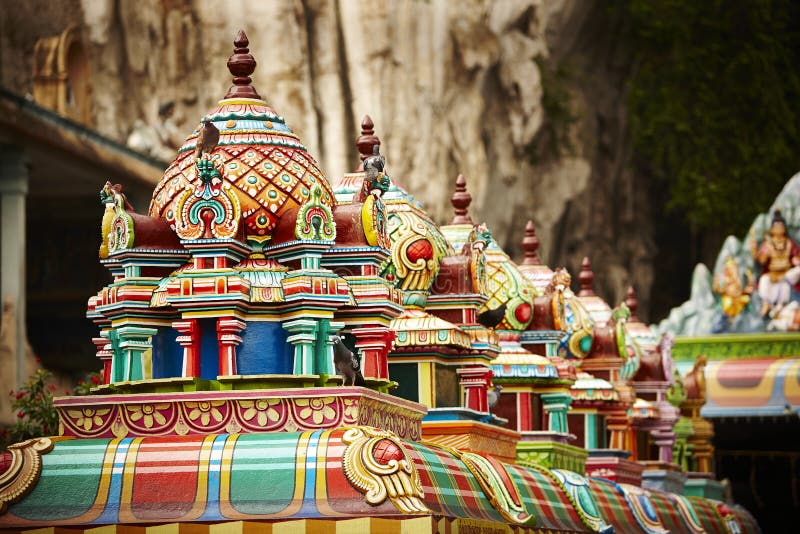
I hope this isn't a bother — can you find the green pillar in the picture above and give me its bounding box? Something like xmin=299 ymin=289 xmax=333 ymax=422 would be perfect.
xmin=540 ymin=391 xmax=572 ymax=434
xmin=585 ymin=413 xmax=598 ymax=449
xmin=116 ymin=326 xmax=157 ymax=381
xmin=301 ymin=254 xmax=321 ymax=270
xmin=284 ymin=319 xmax=318 ymax=375
xmin=105 ymin=329 xmax=123 ymax=383
xmin=315 ymin=320 xmax=343 ymax=378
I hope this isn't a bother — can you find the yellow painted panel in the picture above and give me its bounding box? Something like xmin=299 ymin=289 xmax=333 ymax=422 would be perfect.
xmin=400 ymin=517 xmax=436 ymax=534
xmin=419 ymin=362 xmax=434 ymax=407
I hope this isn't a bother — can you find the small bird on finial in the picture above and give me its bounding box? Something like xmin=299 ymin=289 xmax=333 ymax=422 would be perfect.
xmin=578 ymin=257 xmax=595 ymax=297
xmin=521 ymin=220 xmax=541 ymax=265
xmin=356 ymin=115 xmax=380 ymax=171
xmin=364 ymin=144 xmax=386 ymax=176
xmin=195 ymin=117 xmax=220 ymax=160
xmin=224 ymin=29 xmax=260 ymax=100
xmin=450 ymin=174 xmax=473 ymax=225
xmin=625 ymin=285 xmax=640 ymax=322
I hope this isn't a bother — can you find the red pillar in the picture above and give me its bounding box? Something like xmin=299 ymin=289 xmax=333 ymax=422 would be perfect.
xmin=92 ymin=337 xmax=113 ymax=384
xmin=351 ymin=326 xmax=395 ymax=380
xmin=458 ymin=366 xmax=493 ymax=413
xmin=517 ymin=391 xmax=533 ymax=431
xmin=173 ymin=319 xmax=201 ymax=378
xmin=217 ymin=318 xmax=246 ymax=376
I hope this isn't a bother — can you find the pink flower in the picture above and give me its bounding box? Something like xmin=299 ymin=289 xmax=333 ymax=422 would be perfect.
xmin=91 ymin=375 xmax=101 ymax=384
xmin=15 ymin=392 xmax=25 ymax=400
xmin=17 ymin=411 xmax=24 ymax=418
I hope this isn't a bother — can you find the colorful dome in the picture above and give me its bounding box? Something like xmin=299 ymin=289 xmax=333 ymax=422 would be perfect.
xmin=148 ymin=32 xmax=333 ymax=247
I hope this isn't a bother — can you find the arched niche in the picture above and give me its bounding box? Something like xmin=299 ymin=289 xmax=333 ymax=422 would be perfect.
xmin=33 ymin=25 xmax=92 ymax=125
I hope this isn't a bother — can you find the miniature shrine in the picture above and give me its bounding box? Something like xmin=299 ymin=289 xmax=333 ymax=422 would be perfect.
xmin=0 ymin=32 xmax=760 ymax=534
xmin=655 ymin=171 xmax=800 ymax=529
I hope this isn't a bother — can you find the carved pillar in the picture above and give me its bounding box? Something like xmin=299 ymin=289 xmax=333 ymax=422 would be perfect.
xmin=93 ymin=335 xmax=113 ymax=384
xmin=217 ymin=318 xmax=246 ymax=376
xmin=315 ymin=320 xmax=343 ymax=377
xmin=173 ymin=319 xmax=201 ymax=378
xmin=651 ymin=426 xmax=676 ymax=463
xmin=687 ymin=405 xmax=715 ymax=473
xmin=458 ymin=366 xmax=493 ymax=413
xmin=517 ymin=392 xmax=533 ymax=432
xmin=585 ymin=413 xmax=600 ymax=448
xmin=284 ymin=319 xmax=318 ymax=375
xmin=0 ymin=146 xmax=29 ymax=389
xmin=352 ymin=326 xmax=395 ymax=380
xmin=540 ymin=391 xmax=572 ymax=434
xmin=606 ymin=406 xmax=632 ymax=451
xmin=116 ymin=326 xmax=157 ymax=381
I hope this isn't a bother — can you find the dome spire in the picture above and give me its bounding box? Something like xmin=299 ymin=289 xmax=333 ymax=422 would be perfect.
xmin=521 ymin=220 xmax=541 ymax=265
xmin=355 ymin=115 xmax=380 ymax=171
xmin=450 ymin=174 xmax=473 ymax=224
xmin=578 ymin=256 xmax=595 ymax=297
xmin=224 ymin=30 xmax=261 ymax=100
xmin=625 ymin=285 xmax=640 ymax=322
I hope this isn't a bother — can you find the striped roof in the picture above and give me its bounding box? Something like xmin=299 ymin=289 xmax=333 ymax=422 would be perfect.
xmin=1 ymin=429 xmax=758 ymax=534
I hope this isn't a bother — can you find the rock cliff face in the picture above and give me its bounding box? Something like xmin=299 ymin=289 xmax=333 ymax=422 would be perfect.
xmin=0 ymin=0 xmax=655 ymax=318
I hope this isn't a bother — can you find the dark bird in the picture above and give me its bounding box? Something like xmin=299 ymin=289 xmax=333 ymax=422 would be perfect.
xmin=487 ymin=384 xmax=503 ymax=409
xmin=332 ymin=335 xmax=366 ymax=387
xmin=363 ymin=144 xmax=386 ymax=178
xmin=194 ymin=118 xmax=220 ymax=160
xmin=477 ymin=302 xmax=507 ymax=329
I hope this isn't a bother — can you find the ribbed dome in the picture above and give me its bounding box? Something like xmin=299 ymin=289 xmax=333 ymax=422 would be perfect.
xmin=147 ymin=32 xmax=333 ymax=245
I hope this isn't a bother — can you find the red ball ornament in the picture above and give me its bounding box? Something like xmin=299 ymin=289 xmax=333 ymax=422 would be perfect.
xmin=372 ymin=439 xmax=403 ymax=464
xmin=514 ymin=302 xmax=532 ymax=324
xmin=406 ymin=239 xmax=433 ymax=262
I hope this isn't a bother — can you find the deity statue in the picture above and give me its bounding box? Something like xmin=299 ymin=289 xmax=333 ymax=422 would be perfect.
xmin=750 ymin=209 xmax=800 ymax=317
xmin=711 ymin=256 xmax=754 ymax=327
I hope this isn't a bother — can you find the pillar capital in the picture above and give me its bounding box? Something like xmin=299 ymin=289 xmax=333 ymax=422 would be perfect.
xmin=352 ymin=325 xmax=395 ymax=380
xmin=173 ymin=319 xmax=201 ymax=378
xmin=457 ymin=365 xmax=493 ymax=413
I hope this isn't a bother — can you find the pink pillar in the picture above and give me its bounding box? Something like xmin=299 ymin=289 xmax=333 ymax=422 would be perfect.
xmin=217 ymin=318 xmax=246 ymax=376
xmin=352 ymin=326 xmax=395 ymax=380
xmin=458 ymin=366 xmax=493 ymax=413
xmin=173 ymin=319 xmax=201 ymax=378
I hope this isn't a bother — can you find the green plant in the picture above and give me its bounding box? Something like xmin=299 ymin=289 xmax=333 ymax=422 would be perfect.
xmin=1 ymin=369 xmax=59 ymax=448
xmin=0 ymin=370 xmax=102 ymax=449
xmin=621 ymin=0 xmax=800 ymax=234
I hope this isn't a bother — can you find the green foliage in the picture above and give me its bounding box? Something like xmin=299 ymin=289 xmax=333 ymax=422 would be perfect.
xmin=622 ymin=0 xmax=800 ymax=233
xmin=1 ymin=370 xmax=102 ymax=449
xmin=1 ymin=369 xmax=59 ymax=448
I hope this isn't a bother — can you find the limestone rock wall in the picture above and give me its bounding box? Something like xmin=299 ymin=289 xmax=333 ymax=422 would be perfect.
xmin=0 ymin=0 xmax=655 ymax=318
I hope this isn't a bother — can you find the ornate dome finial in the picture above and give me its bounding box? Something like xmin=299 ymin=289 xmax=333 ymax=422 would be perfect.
xmin=625 ymin=285 xmax=640 ymax=322
xmin=521 ymin=220 xmax=541 ymax=265
xmin=450 ymin=174 xmax=473 ymax=224
xmin=355 ymin=115 xmax=380 ymax=171
xmin=224 ymin=29 xmax=261 ymax=100
xmin=578 ymin=256 xmax=595 ymax=297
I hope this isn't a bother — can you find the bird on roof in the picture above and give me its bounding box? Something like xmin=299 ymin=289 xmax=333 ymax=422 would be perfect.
xmin=487 ymin=384 xmax=503 ymax=409
xmin=195 ymin=117 xmax=220 ymax=160
xmin=477 ymin=302 xmax=507 ymax=329
xmin=363 ymin=144 xmax=386 ymax=187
